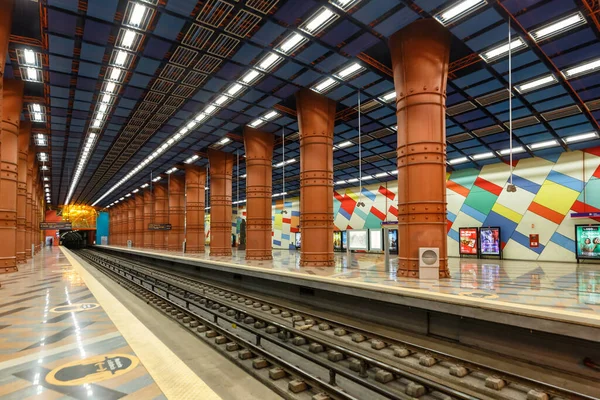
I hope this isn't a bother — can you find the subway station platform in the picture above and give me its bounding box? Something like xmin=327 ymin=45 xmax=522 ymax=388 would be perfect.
xmin=100 ymin=245 xmax=600 ymax=343
xmin=0 ymin=247 xmax=223 ymax=400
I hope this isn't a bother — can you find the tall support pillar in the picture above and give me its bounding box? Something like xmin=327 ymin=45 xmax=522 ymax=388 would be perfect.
xmin=296 ymin=89 xmax=335 ymax=266
xmin=31 ymin=162 xmax=38 ymax=251
xmin=0 ymin=79 xmax=24 ymax=272
xmin=134 ymin=194 xmax=144 ymax=247
xmin=168 ymin=174 xmax=185 ymax=251
xmin=184 ymin=165 xmax=205 ymax=253
xmin=389 ymin=19 xmax=451 ymax=278
xmin=108 ymin=209 xmax=113 ymax=244
xmin=243 ymin=127 xmax=274 ymax=260
xmin=143 ymin=188 xmax=154 ymax=248
xmin=154 ymin=181 xmax=168 ymax=250
xmin=127 ymin=198 xmax=135 ymax=246
xmin=25 ymin=147 xmax=34 ymax=258
xmin=208 ymin=149 xmax=233 ymax=257
xmin=16 ymin=122 xmax=31 ymax=263
xmin=115 ymin=204 xmax=122 ymax=245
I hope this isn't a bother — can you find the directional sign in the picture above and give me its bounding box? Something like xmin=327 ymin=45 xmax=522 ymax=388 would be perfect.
xmin=40 ymin=222 xmax=72 ymax=230
xmin=571 ymin=212 xmax=600 ymax=218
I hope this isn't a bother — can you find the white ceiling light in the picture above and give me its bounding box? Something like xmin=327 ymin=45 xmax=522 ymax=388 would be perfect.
xmin=530 ymin=12 xmax=586 ymax=42
xmin=347 ymin=178 xmax=359 ymax=183
xmin=498 ymin=146 xmax=525 ymax=155
xmin=184 ymin=155 xmax=199 ymax=164
xmin=335 ymin=62 xmax=364 ymax=79
xmin=301 ymin=7 xmax=338 ymax=35
xmin=258 ymin=53 xmax=282 ymax=71
xmin=378 ymin=91 xmax=396 ymax=103
xmin=334 ymin=141 xmax=353 ymax=149
xmin=313 ymin=77 xmax=338 ymax=93
xmin=562 ymin=58 xmax=600 ymax=79
xmin=114 ymin=50 xmax=128 ymax=66
xmin=218 ymin=137 xmax=231 ymax=145
xmin=448 ymin=156 xmax=469 ymax=165
xmin=152 ymin=176 xmax=161 ymax=182
xmin=24 ymin=49 xmax=36 ymax=65
xmin=435 ymin=0 xmax=487 ymax=25
xmin=481 ymin=38 xmax=527 ymax=62
xmin=515 ymin=74 xmax=557 ymax=93
xmin=109 ymin=67 xmax=123 ymax=81
xmin=227 ymin=83 xmax=244 ymax=97
xmin=471 ymin=152 xmax=495 ymax=160
xmin=128 ymin=3 xmax=146 ymax=27
xmin=263 ymin=110 xmax=279 ymax=120
xmin=329 ymin=0 xmax=362 ymax=11
xmin=528 ymin=139 xmax=558 ymax=150
xmin=241 ymin=69 xmax=261 ymax=85
xmin=563 ymin=132 xmax=598 ymax=143
xmin=278 ymin=33 xmax=306 ymax=53
xmin=121 ymin=29 xmax=136 ymax=48
xmin=27 ymin=67 xmax=37 ymax=81
xmin=249 ymin=119 xmax=265 ymax=128
xmin=166 ymin=167 xmax=178 ymax=174
xmin=335 ymin=180 xmax=346 ymax=185
xmin=374 ymin=172 xmax=389 ymax=178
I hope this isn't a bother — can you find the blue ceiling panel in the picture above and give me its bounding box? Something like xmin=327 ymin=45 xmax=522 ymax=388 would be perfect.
xmin=532 ymin=95 xmax=575 ymax=112
xmin=74 ymin=90 xmax=93 ymax=102
xmin=453 ymin=69 xmax=494 ymax=88
xmin=548 ymin=115 xmax=588 ymax=129
xmin=353 ymin=0 xmax=400 ymax=25
xmin=143 ymin=37 xmax=172 ymax=60
xmin=316 ymin=53 xmax=349 ymax=72
xmin=292 ymin=70 xmax=320 ymax=86
xmin=50 ymin=86 xmax=70 ymax=98
xmin=135 ymin=57 xmax=161 ymax=76
xmin=154 ymin=13 xmax=187 ymax=40
xmin=165 ymin=0 xmax=196 ymax=17
xmin=76 ymin=76 xmax=97 ymax=91
xmin=82 ymin=20 xmax=112 ymax=45
xmin=231 ymin=43 xmax=263 ymax=65
xmin=86 ymin=0 xmax=118 ymax=22
xmin=516 ymin=0 xmax=578 ymax=29
xmin=79 ymin=62 xmax=102 ymax=79
xmin=492 ymin=51 xmax=540 ymax=75
xmin=451 ymin=8 xmax=503 ymax=39
xmin=47 ymin=10 xmax=76 ymax=37
xmin=523 ymin=85 xmax=568 ymax=103
xmin=464 ymin=80 xmax=504 ymax=97
xmin=250 ymin=21 xmax=287 ymax=47
xmin=496 ymin=107 xmax=531 ymax=121
xmin=49 ymin=35 xmax=75 ymax=57
xmin=296 ymin=43 xmax=329 ymax=64
xmin=49 ymin=55 xmax=72 ymax=73
xmin=204 ymin=77 xmax=227 ymax=93
xmin=255 ymin=76 xmax=284 ymax=92
xmin=465 ymin=24 xmax=515 ymax=52
xmin=373 ymin=6 xmax=419 ymax=37
xmin=320 ymin=20 xmax=361 ymax=47
xmin=341 ymin=32 xmax=379 ymax=56
xmin=551 ymin=43 xmax=600 ymax=69
xmin=541 ymin=28 xmax=597 ymax=57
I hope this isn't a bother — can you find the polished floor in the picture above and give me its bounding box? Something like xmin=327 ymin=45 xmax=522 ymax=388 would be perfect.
xmin=0 ymin=248 xmax=165 ymax=400
xmin=105 ymin=245 xmax=600 ymax=322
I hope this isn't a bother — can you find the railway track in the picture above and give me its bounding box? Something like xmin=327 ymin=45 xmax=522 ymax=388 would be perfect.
xmin=76 ymin=248 xmax=591 ymax=400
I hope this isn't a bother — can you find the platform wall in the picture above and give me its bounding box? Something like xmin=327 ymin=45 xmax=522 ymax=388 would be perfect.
xmin=229 ymin=148 xmax=600 ymax=261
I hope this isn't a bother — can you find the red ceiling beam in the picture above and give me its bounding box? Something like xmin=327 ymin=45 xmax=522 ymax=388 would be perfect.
xmin=357 ymin=52 xmax=392 ymax=77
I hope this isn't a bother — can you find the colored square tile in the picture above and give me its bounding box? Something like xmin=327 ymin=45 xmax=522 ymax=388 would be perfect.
xmin=533 ymin=181 xmax=580 ymax=215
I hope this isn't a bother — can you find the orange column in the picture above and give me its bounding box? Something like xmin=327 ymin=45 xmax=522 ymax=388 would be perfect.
xmin=0 ymin=79 xmax=24 ymax=272
xmin=143 ymin=188 xmax=154 ymax=248
xmin=134 ymin=193 xmax=144 ymax=247
xmin=16 ymin=122 xmax=31 ymax=263
xmin=168 ymin=174 xmax=185 ymax=251
xmin=208 ymin=149 xmax=233 ymax=257
xmin=243 ymin=127 xmax=274 ymax=260
xmin=296 ymin=89 xmax=335 ymax=266
xmin=114 ymin=203 xmax=121 ymax=245
xmin=184 ymin=165 xmax=205 ymax=253
xmin=127 ymin=198 xmax=135 ymax=246
xmin=30 ymin=161 xmax=38 ymax=251
xmin=390 ymin=20 xmax=450 ymax=278
xmin=25 ymin=146 xmax=34 ymax=258
xmin=153 ymin=181 xmax=168 ymax=250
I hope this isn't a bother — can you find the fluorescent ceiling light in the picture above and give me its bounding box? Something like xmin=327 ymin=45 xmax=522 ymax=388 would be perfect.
xmin=313 ymin=77 xmax=338 ymax=93
xmin=240 ymin=174 xmax=247 ymax=178
xmin=214 ymin=95 xmax=230 ymax=106
xmin=32 ymin=103 xmax=41 ymax=112
xmin=563 ymin=132 xmax=598 ymax=143
xmin=41 ymin=165 xmax=48 ymax=171
xmin=24 ymin=49 xmax=36 ymax=65
xmin=195 ymin=113 xmax=207 ymax=122
xmin=263 ymin=111 xmax=279 ymax=120
xmin=258 ymin=53 xmax=281 ymax=71
xmin=529 ymin=139 xmax=558 ymax=150
xmin=152 ymin=176 xmax=161 ymax=182
xmin=329 ymin=0 xmax=362 ymax=11
xmin=115 ymin=50 xmax=128 ymax=66
xmin=249 ymin=119 xmax=265 ymax=128
xmin=471 ymin=152 xmax=495 ymax=160
xmin=435 ymin=0 xmax=487 ymax=25
xmin=129 ymin=3 xmax=146 ymax=27
xmin=481 ymin=39 xmax=526 ymax=62
xmin=204 ymin=105 xmax=217 ymax=115
xmin=335 ymin=141 xmax=353 ymax=149
xmin=186 ymin=121 xmax=197 ymax=130
xmin=184 ymin=155 xmax=199 ymax=164
xmin=27 ymin=67 xmax=37 ymax=81
xmin=241 ymin=69 xmax=261 ymax=85
xmin=498 ymin=146 xmax=525 ymax=155
xmin=44 ymin=177 xmax=49 ymax=182
xmin=141 ymin=183 xmax=149 ymax=188
xmin=219 ymin=137 xmax=231 ymax=145
xmin=335 ymin=62 xmax=363 ymax=79
xmin=33 ymin=112 xmax=43 ymax=122
xmin=563 ymin=58 xmax=600 ymax=79
xmin=347 ymin=178 xmax=359 ymax=183
xmin=105 ymin=82 xmax=116 ymax=93
xmin=374 ymin=172 xmax=388 ymax=177
xmin=101 ymin=94 xmax=112 ymax=104
xmin=98 ymin=104 xmax=108 ymax=113
xmin=379 ymin=91 xmax=396 ymax=103
xmin=227 ymin=83 xmax=243 ymax=96
xmin=279 ymin=33 xmax=306 ymax=53
xmin=530 ymin=12 xmax=585 ymax=42
xmin=448 ymin=156 xmax=469 ymax=164
xmin=110 ymin=67 xmax=122 ymax=81
xmin=335 ymin=180 xmax=346 ymax=185
xmin=515 ymin=74 xmax=557 ymax=93
xmin=302 ymin=7 xmax=337 ymax=34
xmin=121 ymin=30 xmax=136 ymax=48
xmin=125 ymin=193 xmax=131 ymax=197
xmin=166 ymin=167 xmax=178 ymax=174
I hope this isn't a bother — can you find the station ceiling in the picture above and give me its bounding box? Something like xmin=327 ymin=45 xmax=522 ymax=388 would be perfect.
xmin=5 ymin=0 xmax=600 ymax=207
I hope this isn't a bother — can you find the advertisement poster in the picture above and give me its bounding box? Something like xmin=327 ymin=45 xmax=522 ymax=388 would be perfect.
xmin=333 ymin=231 xmax=342 ymax=251
xmin=388 ymin=229 xmax=398 ymax=254
xmin=348 ymin=230 xmax=368 ymax=250
xmin=576 ymin=225 xmax=600 ymax=259
xmin=341 ymin=231 xmax=347 ymax=250
xmin=479 ymin=227 xmax=501 ymax=256
xmin=459 ymin=228 xmax=478 ymax=255
xmin=529 ymin=234 xmax=539 ymax=248
xmin=294 ymin=232 xmax=301 ymax=248
xmin=369 ymin=229 xmax=382 ymax=251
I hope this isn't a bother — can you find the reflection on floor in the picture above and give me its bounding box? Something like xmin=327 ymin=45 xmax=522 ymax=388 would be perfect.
xmin=107 ymin=246 xmax=600 ymax=318
xmin=0 ymin=247 xmax=165 ymax=400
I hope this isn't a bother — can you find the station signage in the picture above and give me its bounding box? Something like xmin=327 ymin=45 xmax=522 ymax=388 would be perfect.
xmin=571 ymin=212 xmax=600 ymax=218
xmin=148 ymin=223 xmax=172 ymax=231
xmin=40 ymin=222 xmax=72 ymax=230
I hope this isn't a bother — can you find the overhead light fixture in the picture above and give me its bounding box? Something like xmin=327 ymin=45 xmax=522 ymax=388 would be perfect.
xmin=335 ymin=141 xmax=353 ymax=149
xmin=300 ymin=7 xmax=338 ymax=35
xmin=471 ymin=152 xmax=495 ymax=160
xmin=335 ymin=62 xmax=364 ymax=80
xmin=274 ymin=158 xmax=296 ymax=168
xmin=184 ymin=155 xmax=199 ymax=164
xmin=562 ymin=132 xmax=598 ymax=143
xmin=313 ymin=77 xmax=338 ymax=93
xmin=24 ymin=66 xmax=42 ymax=82
xmin=335 ymin=180 xmax=346 ymax=185
xmin=43 ymin=177 xmax=49 ymax=181
xmin=32 ymin=103 xmax=41 ymax=113
xmin=24 ymin=49 xmax=36 ymax=65
xmin=166 ymin=167 xmax=178 ymax=174
xmin=141 ymin=183 xmax=149 ymax=188
xmin=435 ymin=0 xmax=487 ymax=26
xmin=530 ymin=12 xmax=586 ymax=42
xmin=263 ymin=110 xmax=279 ymax=120
xmin=249 ymin=119 xmax=265 ymax=128
xmin=114 ymin=50 xmax=128 ymax=66
xmin=278 ymin=33 xmax=307 ymax=54
xmin=214 ymin=95 xmax=231 ymax=106
xmin=241 ymin=69 xmax=262 ymax=85
xmin=481 ymin=38 xmax=527 ymax=62
xmin=515 ymin=74 xmax=557 ymax=93
xmin=240 ymin=174 xmax=247 ymax=178
xmin=227 ymin=83 xmax=244 ymax=97
xmin=152 ymin=176 xmax=161 ymax=182
xmin=329 ymin=0 xmax=362 ymax=11
xmin=32 ymin=112 xmax=43 ymax=122
xmin=258 ymin=53 xmax=282 ymax=71
xmin=448 ymin=156 xmax=469 ymax=165
xmin=528 ymin=139 xmax=558 ymax=150
xmin=41 ymin=165 xmax=49 ymax=171
xmin=125 ymin=193 xmax=132 ymax=197
xmin=128 ymin=2 xmax=147 ymax=27
xmin=378 ymin=91 xmax=396 ymax=103
xmin=562 ymin=58 xmax=600 ymax=79
xmin=347 ymin=178 xmax=359 ymax=183
xmin=121 ymin=29 xmax=136 ymax=48
xmin=204 ymin=105 xmax=217 ymax=115
xmin=498 ymin=146 xmax=525 ymax=156
xmin=109 ymin=67 xmax=123 ymax=82
xmin=218 ymin=137 xmax=231 ymax=145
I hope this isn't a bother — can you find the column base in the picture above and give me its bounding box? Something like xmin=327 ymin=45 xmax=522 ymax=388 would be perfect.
xmin=210 ymin=250 xmax=232 ymax=257
xmin=397 ymin=267 xmax=451 ymax=279
xmin=185 ymin=249 xmax=205 ymax=254
xmin=16 ymin=252 xmax=26 ymax=264
xmin=299 ymin=257 xmax=335 ymax=267
xmin=1 ymin=266 xmax=19 ymax=274
xmin=246 ymin=252 xmax=273 ymax=261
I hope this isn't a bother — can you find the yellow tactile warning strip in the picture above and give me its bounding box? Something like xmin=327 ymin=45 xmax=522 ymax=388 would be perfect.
xmin=112 ymin=246 xmax=600 ymax=329
xmin=60 ymin=247 xmax=222 ymax=400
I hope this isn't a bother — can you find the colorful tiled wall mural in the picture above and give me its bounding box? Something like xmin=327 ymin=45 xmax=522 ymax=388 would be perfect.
xmin=223 ymin=148 xmax=600 ymax=261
